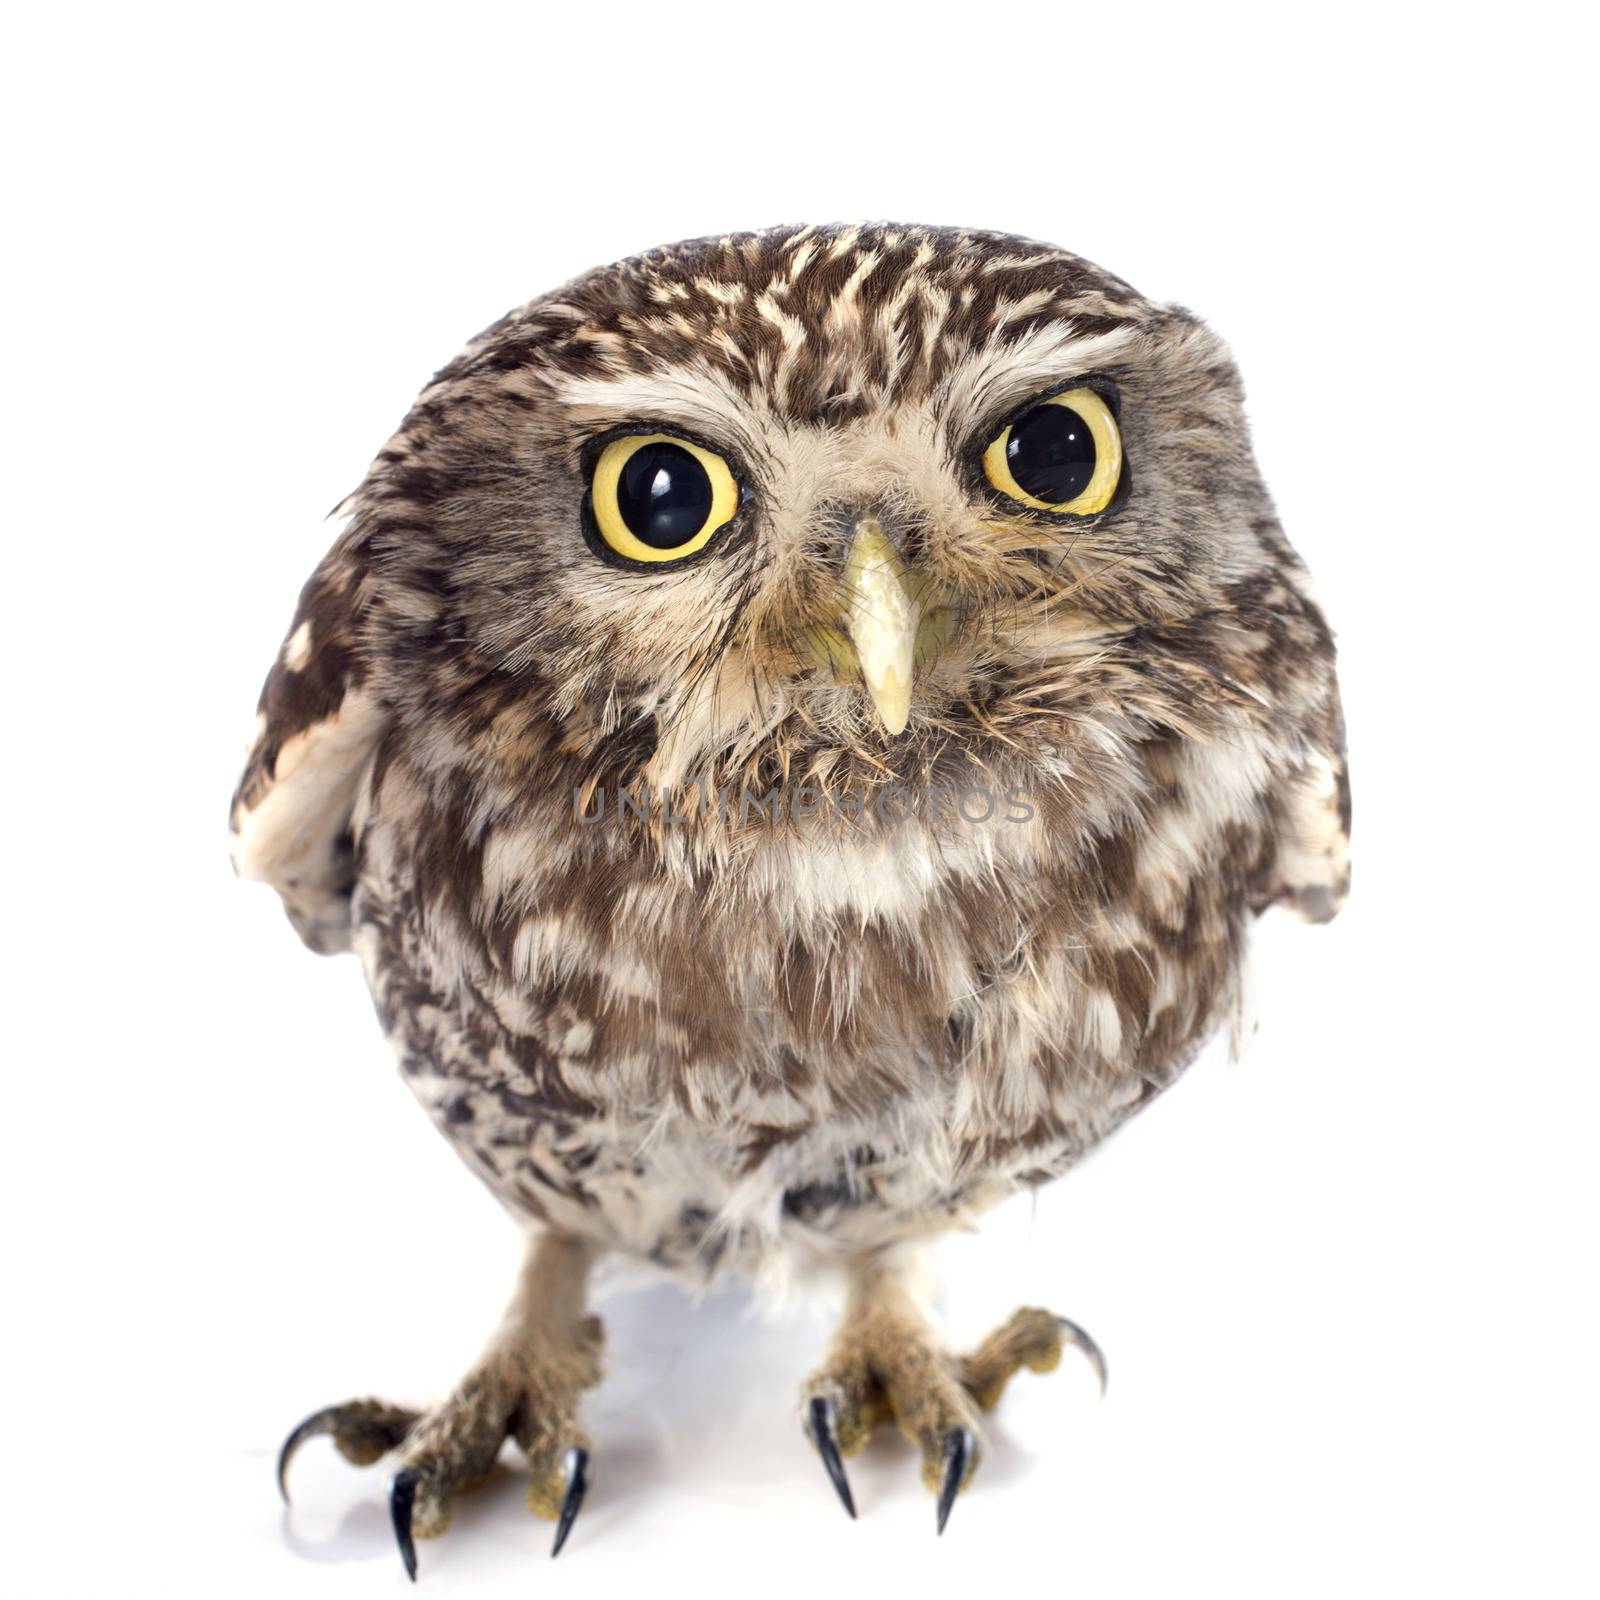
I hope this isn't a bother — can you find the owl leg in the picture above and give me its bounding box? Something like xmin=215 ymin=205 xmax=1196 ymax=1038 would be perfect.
xmin=799 ymin=1252 xmax=1105 ymax=1532
xmin=277 ymin=1231 xmax=603 ymax=1578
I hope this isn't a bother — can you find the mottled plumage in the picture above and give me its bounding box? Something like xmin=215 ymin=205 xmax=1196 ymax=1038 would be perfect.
xmin=236 ymin=224 xmax=1348 ymax=1559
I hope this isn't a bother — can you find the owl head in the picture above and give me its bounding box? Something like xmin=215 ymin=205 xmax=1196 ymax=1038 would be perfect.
xmin=240 ymin=223 xmax=1344 ymax=936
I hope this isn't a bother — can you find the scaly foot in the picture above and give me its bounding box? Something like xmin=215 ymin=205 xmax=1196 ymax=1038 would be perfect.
xmin=801 ymin=1268 xmax=1105 ymax=1533
xmin=277 ymin=1234 xmax=601 ymax=1578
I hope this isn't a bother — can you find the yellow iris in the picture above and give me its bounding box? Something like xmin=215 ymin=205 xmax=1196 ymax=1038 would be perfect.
xmin=589 ymin=433 xmax=740 ymax=563
xmin=981 ymin=387 xmax=1123 ymax=515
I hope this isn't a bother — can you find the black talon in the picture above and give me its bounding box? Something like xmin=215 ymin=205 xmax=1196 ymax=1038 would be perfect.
xmin=276 ymin=1406 xmax=338 ymax=1503
xmin=1057 ymin=1315 xmax=1110 ymax=1397
xmin=807 ymin=1396 xmax=857 ymax=1519
xmin=389 ymin=1469 xmax=420 ymax=1582
xmin=550 ymin=1447 xmax=589 ymax=1558
xmin=934 ymin=1428 xmax=975 ymax=1536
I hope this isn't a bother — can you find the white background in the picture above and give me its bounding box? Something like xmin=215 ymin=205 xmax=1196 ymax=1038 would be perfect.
xmin=5 ymin=4 xmax=1595 ymax=1596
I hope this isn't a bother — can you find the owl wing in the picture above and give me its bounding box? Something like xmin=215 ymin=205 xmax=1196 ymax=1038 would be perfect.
xmin=229 ymin=520 xmax=386 ymax=953
xmin=1267 ymin=739 xmax=1351 ymax=923
xmin=1226 ymin=531 xmax=1352 ymax=926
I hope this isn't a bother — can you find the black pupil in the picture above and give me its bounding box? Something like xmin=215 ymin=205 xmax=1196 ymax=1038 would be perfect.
xmin=615 ymin=442 xmax=714 ymax=549
xmin=1006 ymin=402 xmax=1097 ymax=504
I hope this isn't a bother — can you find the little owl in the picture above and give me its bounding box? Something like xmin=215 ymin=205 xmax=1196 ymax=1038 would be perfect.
xmin=233 ymin=224 xmax=1349 ymax=1575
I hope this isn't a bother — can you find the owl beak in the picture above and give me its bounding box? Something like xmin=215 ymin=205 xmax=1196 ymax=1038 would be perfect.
xmin=838 ymin=518 xmax=920 ymax=737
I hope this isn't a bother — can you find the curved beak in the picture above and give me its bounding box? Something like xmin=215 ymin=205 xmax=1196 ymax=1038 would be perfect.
xmin=838 ymin=518 xmax=920 ymax=736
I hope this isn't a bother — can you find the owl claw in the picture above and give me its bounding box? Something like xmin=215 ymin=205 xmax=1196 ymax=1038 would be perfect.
xmin=550 ymin=1447 xmax=590 ymax=1557
xmin=276 ymin=1399 xmax=418 ymax=1502
xmin=806 ymin=1396 xmax=858 ymax=1519
xmin=1057 ymin=1315 xmax=1110 ymax=1397
xmin=389 ymin=1468 xmax=420 ymax=1581
xmin=934 ymin=1427 xmax=976 ymax=1536
xmin=277 ymin=1406 xmax=337 ymax=1502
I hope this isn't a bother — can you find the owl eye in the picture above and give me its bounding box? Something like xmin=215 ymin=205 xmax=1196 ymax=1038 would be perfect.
xmin=589 ymin=433 xmax=739 ymax=563
xmin=981 ymin=387 xmax=1122 ymax=515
